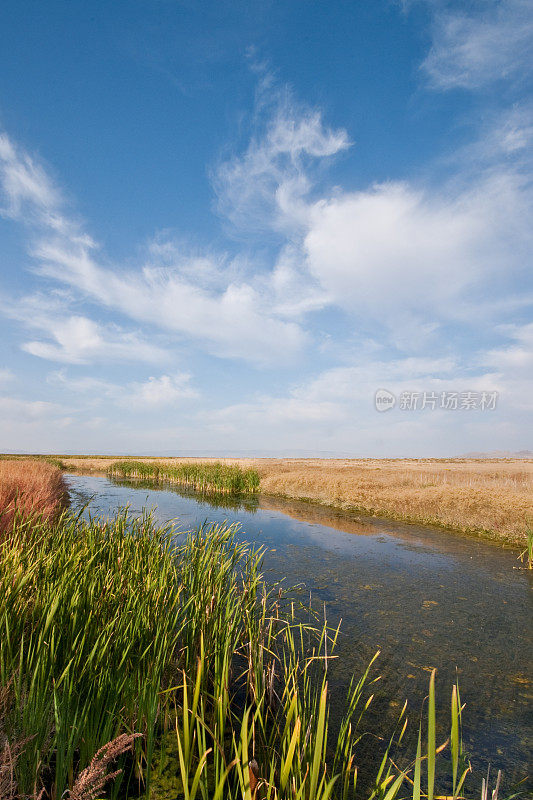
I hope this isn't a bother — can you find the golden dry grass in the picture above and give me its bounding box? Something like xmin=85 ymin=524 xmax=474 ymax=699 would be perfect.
xmin=254 ymin=459 xmax=533 ymax=546
xmin=0 ymin=459 xmax=68 ymax=534
xmin=13 ymin=455 xmax=533 ymax=546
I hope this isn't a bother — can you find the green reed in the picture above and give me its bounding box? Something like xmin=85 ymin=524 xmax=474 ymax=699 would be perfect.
xmin=107 ymin=461 xmax=260 ymax=494
xmin=0 ymin=508 xmax=184 ymax=798
xmin=0 ymin=507 xmax=509 ymax=800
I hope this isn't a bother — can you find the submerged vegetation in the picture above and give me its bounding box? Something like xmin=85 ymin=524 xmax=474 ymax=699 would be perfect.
xmin=1 ymin=502 xmax=500 ymax=800
xmin=107 ymin=460 xmax=260 ymax=494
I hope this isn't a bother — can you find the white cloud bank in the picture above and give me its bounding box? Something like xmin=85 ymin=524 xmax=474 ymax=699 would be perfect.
xmin=303 ymin=171 xmax=532 ymax=331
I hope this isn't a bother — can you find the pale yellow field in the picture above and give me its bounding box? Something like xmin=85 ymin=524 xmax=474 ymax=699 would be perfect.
xmin=50 ymin=455 xmax=533 ymax=546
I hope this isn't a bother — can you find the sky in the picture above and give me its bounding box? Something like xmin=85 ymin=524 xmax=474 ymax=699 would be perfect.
xmin=0 ymin=0 xmax=532 ymax=456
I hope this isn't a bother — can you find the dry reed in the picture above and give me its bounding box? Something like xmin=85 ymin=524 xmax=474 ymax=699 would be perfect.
xmin=0 ymin=460 xmax=67 ymax=535
xmin=69 ymin=734 xmax=141 ymax=800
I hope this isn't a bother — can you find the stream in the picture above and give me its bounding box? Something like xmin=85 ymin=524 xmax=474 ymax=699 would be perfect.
xmin=65 ymin=472 xmax=532 ymax=792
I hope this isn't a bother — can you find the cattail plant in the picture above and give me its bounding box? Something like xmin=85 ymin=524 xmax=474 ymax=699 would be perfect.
xmin=0 ymin=503 xmax=512 ymax=800
xmin=107 ymin=461 xmax=260 ymax=494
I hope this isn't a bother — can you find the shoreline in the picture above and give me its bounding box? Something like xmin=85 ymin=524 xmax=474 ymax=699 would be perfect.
xmin=259 ymin=489 xmax=524 ymax=548
xmin=3 ymin=454 xmax=531 ymax=548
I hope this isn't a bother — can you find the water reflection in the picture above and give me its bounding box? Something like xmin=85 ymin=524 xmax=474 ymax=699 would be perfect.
xmin=65 ymin=473 xmax=532 ymax=792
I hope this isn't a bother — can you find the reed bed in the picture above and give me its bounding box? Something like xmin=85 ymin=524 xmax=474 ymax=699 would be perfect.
xmin=107 ymin=461 xmax=260 ymax=494
xmin=0 ymin=459 xmax=67 ymax=535
xmin=48 ymin=456 xmax=533 ymax=545
xmin=0 ymin=506 xmax=488 ymax=800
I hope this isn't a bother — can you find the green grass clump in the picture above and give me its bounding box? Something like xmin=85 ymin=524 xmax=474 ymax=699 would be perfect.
xmin=108 ymin=459 xmax=159 ymax=479
xmin=0 ymin=508 xmax=183 ymax=798
xmin=1 ymin=507 xmax=503 ymax=800
xmin=107 ymin=461 xmax=260 ymax=494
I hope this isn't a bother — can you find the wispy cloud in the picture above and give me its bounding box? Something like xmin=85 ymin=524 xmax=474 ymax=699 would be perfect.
xmin=0 ymin=131 xmax=307 ymax=366
xmin=481 ymin=322 xmax=533 ymax=411
xmin=50 ymin=369 xmax=198 ymax=407
xmin=213 ymin=88 xmax=350 ymax=235
xmin=204 ymin=347 xmax=528 ymax=456
xmin=421 ymin=0 xmax=533 ymax=90
xmin=0 ymin=368 xmax=14 ymax=386
xmin=0 ymin=133 xmax=61 ymax=219
xmin=0 ymin=394 xmax=67 ymax=424
xmin=0 ymin=293 xmax=168 ymax=364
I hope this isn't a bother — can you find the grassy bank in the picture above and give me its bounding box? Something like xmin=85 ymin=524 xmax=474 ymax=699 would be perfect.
xmin=1 ymin=503 xmax=495 ymax=800
xmin=255 ymin=460 xmax=533 ymax=547
xmin=107 ymin=460 xmax=260 ymax=494
xmin=0 ymin=458 xmax=67 ymax=534
xmin=46 ymin=456 xmax=533 ymax=546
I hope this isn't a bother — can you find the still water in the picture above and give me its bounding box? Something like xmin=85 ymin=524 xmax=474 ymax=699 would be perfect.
xmin=66 ymin=473 xmax=532 ymax=791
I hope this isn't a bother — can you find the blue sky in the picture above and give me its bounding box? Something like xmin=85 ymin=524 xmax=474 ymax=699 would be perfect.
xmin=0 ymin=0 xmax=531 ymax=456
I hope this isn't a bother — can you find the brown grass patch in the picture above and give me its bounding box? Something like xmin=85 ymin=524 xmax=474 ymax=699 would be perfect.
xmin=0 ymin=459 xmax=68 ymax=534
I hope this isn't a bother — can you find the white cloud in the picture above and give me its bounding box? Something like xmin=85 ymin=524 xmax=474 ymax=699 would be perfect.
xmin=484 ymin=322 xmax=533 ymax=371
xmin=50 ymin=370 xmax=198 ymax=408
xmin=0 ymin=395 xmax=64 ymax=423
xmin=129 ymin=373 xmax=198 ymax=406
xmin=269 ymin=244 xmax=330 ymax=318
xmin=205 ymin=351 xmax=525 ymax=455
xmin=421 ymin=0 xmax=533 ymax=90
xmin=22 ymin=316 xmax=162 ymax=364
xmin=210 ymin=356 xmax=459 ymax=430
xmin=212 ymin=78 xmax=533 ymax=347
xmin=22 ymin=315 xmax=168 ymax=365
xmin=481 ymin=322 xmax=533 ymax=411
xmin=1 ymin=293 xmax=168 ymax=364
xmin=0 ymin=391 xmax=118 ymax=452
xmin=302 ymin=170 xmax=532 ymax=333
xmin=0 ymin=133 xmax=61 ymax=220
xmin=35 ymin=242 xmax=306 ymax=363
xmin=0 ymin=131 xmax=307 ymax=366
xmin=484 ymin=106 xmax=533 ymax=158
xmin=213 ymin=93 xmax=350 ymax=235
